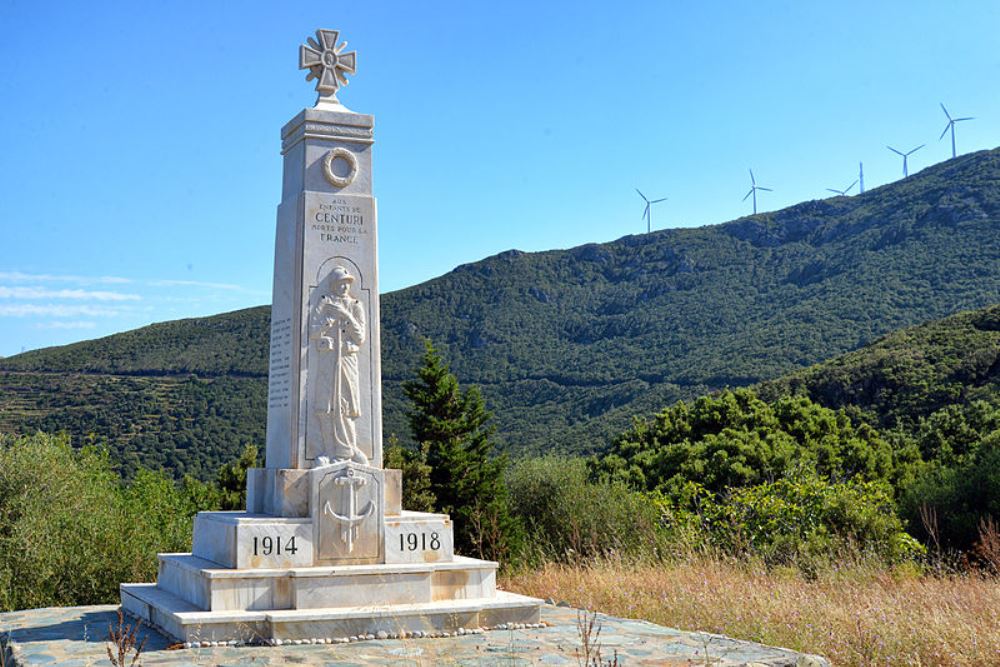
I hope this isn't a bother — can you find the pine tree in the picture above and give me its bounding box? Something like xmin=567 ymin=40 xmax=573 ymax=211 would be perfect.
xmin=215 ymin=443 xmax=259 ymax=510
xmin=403 ymin=340 xmax=522 ymax=561
xmin=384 ymin=436 xmax=436 ymax=513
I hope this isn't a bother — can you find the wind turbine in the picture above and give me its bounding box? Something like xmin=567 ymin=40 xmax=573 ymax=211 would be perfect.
xmin=635 ymin=189 xmax=667 ymax=233
xmin=826 ymin=179 xmax=858 ymax=196
xmin=887 ymin=144 xmax=924 ymax=178
xmin=859 ymin=162 xmax=865 ymax=194
xmin=939 ymin=103 xmax=973 ymax=159
xmin=742 ymin=170 xmax=772 ymax=214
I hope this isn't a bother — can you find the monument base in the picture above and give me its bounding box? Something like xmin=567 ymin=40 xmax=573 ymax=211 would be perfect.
xmin=120 ymin=555 xmax=540 ymax=643
xmin=120 ymin=462 xmax=542 ymax=643
xmin=120 ymin=501 xmax=541 ymax=643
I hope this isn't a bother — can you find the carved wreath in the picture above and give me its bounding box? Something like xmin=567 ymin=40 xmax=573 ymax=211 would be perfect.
xmin=323 ymin=147 xmax=359 ymax=188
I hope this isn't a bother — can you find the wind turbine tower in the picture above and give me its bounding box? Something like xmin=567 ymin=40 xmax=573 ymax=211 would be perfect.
xmin=939 ymin=103 xmax=973 ymax=159
xmin=635 ymin=189 xmax=667 ymax=233
xmin=859 ymin=162 xmax=864 ymax=194
xmin=743 ymin=170 xmax=772 ymax=215
xmin=887 ymin=145 xmax=924 ymax=178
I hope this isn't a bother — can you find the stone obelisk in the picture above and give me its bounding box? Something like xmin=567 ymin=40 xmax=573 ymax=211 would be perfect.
xmin=266 ymin=29 xmax=382 ymax=471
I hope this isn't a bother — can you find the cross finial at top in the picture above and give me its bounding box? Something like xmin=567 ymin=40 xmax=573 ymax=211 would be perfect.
xmin=299 ymin=29 xmax=357 ymax=106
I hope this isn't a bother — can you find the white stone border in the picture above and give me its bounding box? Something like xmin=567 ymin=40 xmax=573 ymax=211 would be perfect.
xmin=322 ymin=147 xmax=358 ymax=188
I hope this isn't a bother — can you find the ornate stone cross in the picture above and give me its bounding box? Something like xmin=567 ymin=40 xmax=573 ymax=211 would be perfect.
xmin=299 ymin=29 xmax=357 ymax=104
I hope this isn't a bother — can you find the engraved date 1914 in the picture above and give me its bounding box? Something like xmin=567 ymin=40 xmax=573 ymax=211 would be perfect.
xmin=252 ymin=535 xmax=299 ymax=556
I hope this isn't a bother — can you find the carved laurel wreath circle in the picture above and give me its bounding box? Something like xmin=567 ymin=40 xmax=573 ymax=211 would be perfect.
xmin=322 ymin=147 xmax=358 ymax=188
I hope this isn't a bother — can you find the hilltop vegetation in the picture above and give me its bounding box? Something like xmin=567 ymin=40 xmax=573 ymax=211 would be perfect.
xmin=2 ymin=150 xmax=1000 ymax=477
xmin=758 ymin=304 xmax=1000 ymax=429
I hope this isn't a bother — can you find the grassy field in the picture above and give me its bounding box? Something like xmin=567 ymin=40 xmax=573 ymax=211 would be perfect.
xmin=503 ymin=558 xmax=1000 ymax=666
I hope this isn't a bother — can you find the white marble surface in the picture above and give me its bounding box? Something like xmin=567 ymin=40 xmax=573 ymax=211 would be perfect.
xmin=266 ymin=105 xmax=383 ymax=472
xmin=293 ymin=571 xmax=429 ymax=609
xmin=122 ymin=579 xmax=541 ymax=643
xmin=149 ymin=553 xmax=501 ymax=615
xmin=246 ymin=468 xmax=311 ymax=518
xmin=192 ymin=512 xmax=314 ymax=569
xmin=311 ymin=461 xmax=384 ymax=565
xmin=384 ymin=512 xmax=454 ymax=564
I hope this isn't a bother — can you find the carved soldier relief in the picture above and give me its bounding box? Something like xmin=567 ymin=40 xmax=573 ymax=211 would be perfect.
xmin=308 ymin=265 xmax=369 ymax=465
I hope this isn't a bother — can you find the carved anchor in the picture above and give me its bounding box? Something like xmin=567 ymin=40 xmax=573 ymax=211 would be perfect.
xmin=322 ymin=468 xmax=375 ymax=553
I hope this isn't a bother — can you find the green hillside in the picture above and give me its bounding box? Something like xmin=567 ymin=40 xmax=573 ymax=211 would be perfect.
xmin=758 ymin=304 xmax=1000 ymax=427
xmin=3 ymin=149 xmax=1000 ymax=477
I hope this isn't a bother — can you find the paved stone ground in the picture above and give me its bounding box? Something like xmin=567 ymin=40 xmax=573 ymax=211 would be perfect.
xmin=0 ymin=604 xmax=829 ymax=666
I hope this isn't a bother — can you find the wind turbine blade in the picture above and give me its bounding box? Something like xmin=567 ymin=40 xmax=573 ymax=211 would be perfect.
xmin=826 ymin=188 xmax=841 ymax=194
xmin=939 ymin=124 xmax=951 ymax=140
xmin=635 ymin=188 xmax=647 ymax=201
xmin=940 ymin=102 xmax=952 ymax=121
xmin=846 ymin=180 xmax=858 ymax=192
xmin=743 ymin=189 xmax=753 ymax=201
xmin=749 ymin=169 xmax=756 ymax=185
xmin=887 ymin=146 xmax=904 ymax=156
xmin=651 ymin=198 xmax=668 ymax=203
xmin=909 ymin=144 xmax=925 ymax=155
xmin=955 ymin=117 xmax=974 ymax=122
xmin=758 ymin=187 xmax=773 ymax=192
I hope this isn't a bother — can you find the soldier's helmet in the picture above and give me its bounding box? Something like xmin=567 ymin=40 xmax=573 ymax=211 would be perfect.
xmin=329 ymin=266 xmax=355 ymax=284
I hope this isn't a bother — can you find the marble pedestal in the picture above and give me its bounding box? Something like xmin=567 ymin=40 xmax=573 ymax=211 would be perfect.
xmin=120 ymin=463 xmax=541 ymax=643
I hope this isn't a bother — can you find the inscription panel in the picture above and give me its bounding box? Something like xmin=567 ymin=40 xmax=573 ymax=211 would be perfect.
xmin=267 ymin=317 xmax=293 ymax=410
xmin=235 ymin=520 xmax=314 ymax=569
xmin=384 ymin=516 xmax=454 ymax=564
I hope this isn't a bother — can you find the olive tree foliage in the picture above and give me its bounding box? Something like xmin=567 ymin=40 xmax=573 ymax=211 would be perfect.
xmin=0 ymin=432 xmax=212 ymax=611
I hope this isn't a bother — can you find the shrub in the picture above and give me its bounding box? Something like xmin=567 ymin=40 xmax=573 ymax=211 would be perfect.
xmin=507 ymin=456 xmax=664 ymax=564
xmin=0 ymin=432 xmax=213 ymax=611
xmin=593 ymin=389 xmax=894 ymax=497
xmin=900 ymin=432 xmax=1000 ymax=552
xmin=673 ymin=476 xmax=925 ymax=568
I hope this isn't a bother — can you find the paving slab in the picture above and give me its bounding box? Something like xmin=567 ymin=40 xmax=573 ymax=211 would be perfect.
xmin=0 ymin=603 xmax=829 ymax=666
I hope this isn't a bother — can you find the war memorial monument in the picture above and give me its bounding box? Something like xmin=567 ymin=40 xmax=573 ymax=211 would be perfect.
xmin=119 ymin=28 xmax=543 ymax=644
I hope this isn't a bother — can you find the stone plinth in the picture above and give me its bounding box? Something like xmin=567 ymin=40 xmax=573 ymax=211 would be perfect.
xmin=121 ymin=462 xmax=540 ymax=642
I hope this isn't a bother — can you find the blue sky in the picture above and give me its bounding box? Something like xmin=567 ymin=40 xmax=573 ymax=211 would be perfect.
xmin=1 ymin=1 xmax=998 ymax=357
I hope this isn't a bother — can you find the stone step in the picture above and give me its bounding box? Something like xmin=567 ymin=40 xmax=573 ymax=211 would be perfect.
xmin=121 ymin=581 xmax=542 ymax=643
xmin=156 ymin=553 xmax=498 ymax=612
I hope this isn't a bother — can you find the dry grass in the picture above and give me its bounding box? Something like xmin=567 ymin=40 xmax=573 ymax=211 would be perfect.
xmin=503 ymin=558 xmax=1000 ymax=666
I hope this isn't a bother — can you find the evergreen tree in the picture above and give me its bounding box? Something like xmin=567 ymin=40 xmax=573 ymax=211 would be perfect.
xmin=215 ymin=443 xmax=259 ymax=510
xmin=384 ymin=436 xmax=436 ymax=512
xmin=403 ymin=340 xmax=522 ymax=561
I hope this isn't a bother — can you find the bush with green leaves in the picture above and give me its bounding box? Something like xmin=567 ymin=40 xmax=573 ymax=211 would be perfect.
xmin=0 ymin=432 xmax=214 ymax=611
xmin=506 ymin=456 xmax=665 ymax=564
xmin=593 ymin=388 xmax=894 ymax=497
xmin=693 ymin=476 xmax=925 ymax=568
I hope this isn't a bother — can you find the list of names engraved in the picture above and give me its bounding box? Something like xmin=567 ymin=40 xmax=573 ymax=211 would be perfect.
xmin=267 ymin=316 xmax=293 ymax=409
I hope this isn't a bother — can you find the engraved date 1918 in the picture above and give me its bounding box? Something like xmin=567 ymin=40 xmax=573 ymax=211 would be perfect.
xmin=398 ymin=531 xmax=440 ymax=552
xmin=252 ymin=535 xmax=298 ymax=556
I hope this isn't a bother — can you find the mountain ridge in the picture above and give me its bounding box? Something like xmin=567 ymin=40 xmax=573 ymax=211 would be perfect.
xmin=3 ymin=148 xmax=1000 ymax=472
